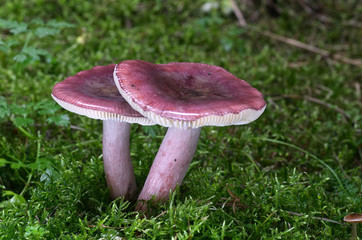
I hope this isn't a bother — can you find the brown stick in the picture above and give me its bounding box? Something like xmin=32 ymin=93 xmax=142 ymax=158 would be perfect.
xmin=87 ymin=224 xmax=124 ymax=229
xmin=270 ymin=94 xmax=351 ymax=121
xmin=230 ymin=0 xmax=247 ymax=27
xmin=230 ymin=0 xmax=362 ymax=67
xmin=254 ymin=29 xmax=362 ymax=66
xmin=286 ymin=211 xmax=344 ymax=225
xmin=155 ymin=210 xmax=168 ymax=219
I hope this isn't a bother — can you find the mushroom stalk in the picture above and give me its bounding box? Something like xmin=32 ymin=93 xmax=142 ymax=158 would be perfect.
xmin=103 ymin=120 xmax=137 ymax=200
xmin=351 ymin=223 xmax=357 ymax=240
xmin=136 ymin=127 xmax=201 ymax=211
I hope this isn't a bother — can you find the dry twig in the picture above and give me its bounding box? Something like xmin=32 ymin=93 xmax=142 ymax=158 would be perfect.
xmin=225 ymin=188 xmax=248 ymax=213
xmin=230 ymin=0 xmax=247 ymax=27
xmin=286 ymin=211 xmax=344 ymax=225
xmin=155 ymin=210 xmax=168 ymax=219
xmin=269 ymin=94 xmax=351 ymax=121
xmin=35 ymin=205 xmax=60 ymax=224
xmin=87 ymin=224 xmax=124 ymax=229
xmin=230 ymin=0 xmax=362 ymax=67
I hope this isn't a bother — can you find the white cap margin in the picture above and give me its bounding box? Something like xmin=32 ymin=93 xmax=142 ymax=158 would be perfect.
xmin=51 ymin=94 xmax=155 ymax=125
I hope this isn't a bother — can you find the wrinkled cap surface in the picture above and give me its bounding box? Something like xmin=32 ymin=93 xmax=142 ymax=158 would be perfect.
xmin=114 ymin=60 xmax=266 ymax=128
xmin=51 ymin=64 xmax=153 ymax=125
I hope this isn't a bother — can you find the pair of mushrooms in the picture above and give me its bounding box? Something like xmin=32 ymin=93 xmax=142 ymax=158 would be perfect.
xmin=51 ymin=60 xmax=266 ymax=211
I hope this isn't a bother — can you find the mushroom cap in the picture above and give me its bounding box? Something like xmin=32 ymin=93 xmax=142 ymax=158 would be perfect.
xmin=52 ymin=64 xmax=154 ymax=125
xmin=344 ymin=213 xmax=362 ymax=223
xmin=114 ymin=60 xmax=266 ymax=128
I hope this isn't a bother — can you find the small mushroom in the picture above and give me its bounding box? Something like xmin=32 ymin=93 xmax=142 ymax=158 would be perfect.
xmin=51 ymin=65 xmax=154 ymax=200
xmin=344 ymin=213 xmax=362 ymax=240
xmin=114 ymin=60 xmax=266 ymax=211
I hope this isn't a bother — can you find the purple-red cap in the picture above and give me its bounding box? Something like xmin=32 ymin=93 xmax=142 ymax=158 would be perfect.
xmin=114 ymin=60 xmax=266 ymax=128
xmin=51 ymin=64 xmax=154 ymax=125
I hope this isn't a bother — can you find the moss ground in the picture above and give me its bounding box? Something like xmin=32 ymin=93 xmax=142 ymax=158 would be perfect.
xmin=0 ymin=1 xmax=361 ymax=239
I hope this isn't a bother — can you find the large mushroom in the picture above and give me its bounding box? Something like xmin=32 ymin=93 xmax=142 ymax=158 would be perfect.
xmin=51 ymin=65 xmax=154 ymax=200
xmin=113 ymin=60 xmax=266 ymax=211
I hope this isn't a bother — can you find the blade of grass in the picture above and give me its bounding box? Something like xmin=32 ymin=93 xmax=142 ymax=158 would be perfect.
xmin=254 ymin=137 xmax=348 ymax=195
xmin=20 ymin=133 xmax=41 ymax=196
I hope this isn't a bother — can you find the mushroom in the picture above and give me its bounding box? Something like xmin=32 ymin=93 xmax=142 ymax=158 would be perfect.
xmin=51 ymin=64 xmax=154 ymax=200
xmin=344 ymin=213 xmax=362 ymax=240
xmin=113 ymin=60 xmax=266 ymax=211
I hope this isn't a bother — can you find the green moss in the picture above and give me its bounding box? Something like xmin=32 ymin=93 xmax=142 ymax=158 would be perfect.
xmin=0 ymin=1 xmax=360 ymax=239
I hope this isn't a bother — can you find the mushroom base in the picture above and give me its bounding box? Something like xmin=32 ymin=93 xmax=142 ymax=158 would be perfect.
xmin=103 ymin=120 xmax=137 ymax=200
xmin=136 ymin=127 xmax=201 ymax=212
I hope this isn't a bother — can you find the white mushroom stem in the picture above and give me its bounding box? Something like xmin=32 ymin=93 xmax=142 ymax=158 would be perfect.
xmin=136 ymin=127 xmax=201 ymax=211
xmin=102 ymin=120 xmax=137 ymax=200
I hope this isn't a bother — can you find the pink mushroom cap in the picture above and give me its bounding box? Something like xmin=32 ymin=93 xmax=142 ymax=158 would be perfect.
xmin=114 ymin=60 xmax=266 ymax=128
xmin=52 ymin=64 xmax=153 ymax=125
